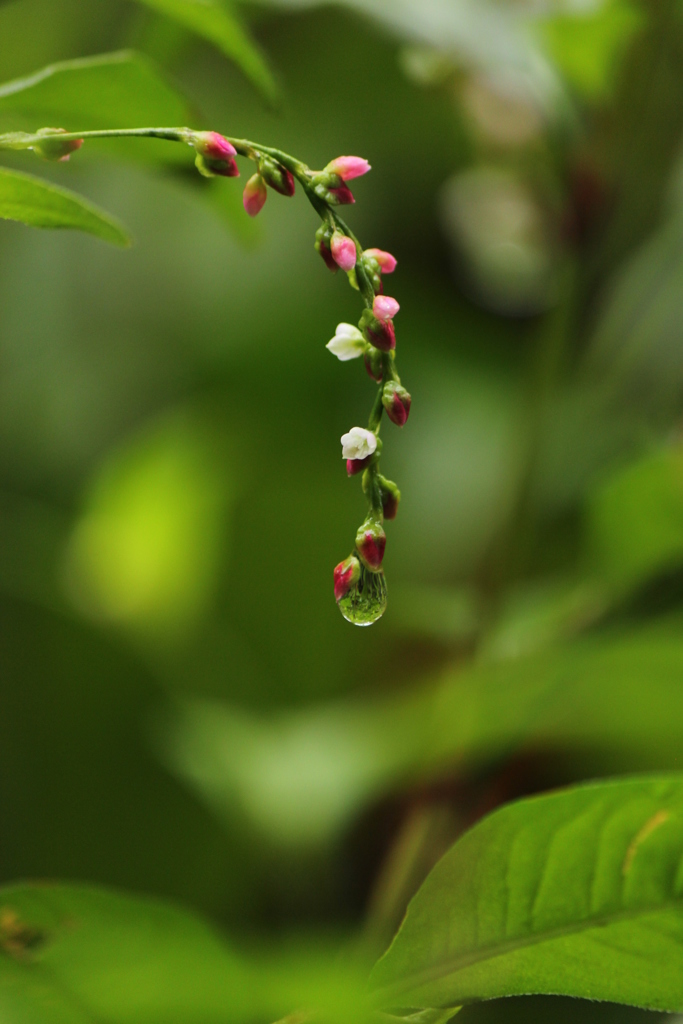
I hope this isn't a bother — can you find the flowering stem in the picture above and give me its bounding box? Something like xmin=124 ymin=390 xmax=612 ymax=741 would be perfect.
xmin=0 ymin=123 xmax=408 ymax=622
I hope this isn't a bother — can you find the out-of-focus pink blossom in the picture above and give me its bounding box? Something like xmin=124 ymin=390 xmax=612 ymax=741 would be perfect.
xmin=197 ymin=132 xmax=237 ymax=160
xmin=326 ymin=156 xmax=371 ymax=181
xmin=331 ymin=231 xmax=357 ymax=272
xmin=364 ymin=248 xmax=397 ymax=273
xmin=373 ymin=295 xmax=400 ymax=321
xmin=243 ymin=174 xmax=267 ymax=216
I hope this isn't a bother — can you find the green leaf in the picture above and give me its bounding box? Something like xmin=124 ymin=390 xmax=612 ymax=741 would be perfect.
xmin=586 ymin=446 xmax=683 ymax=593
xmin=130 ymin=0 xmax=278 ymax=104
xmin=0 ymin=51 xmax=192 ymax=135
xmin=370 ymin=774 xmax=683 ymax=1012
xmin=0 ymin=166 xmax=130 ymax=245
xmin=540 ymin=0 xmax=643 ymax=102
xmin=0 ymin=882 xmax=250 ymax=1023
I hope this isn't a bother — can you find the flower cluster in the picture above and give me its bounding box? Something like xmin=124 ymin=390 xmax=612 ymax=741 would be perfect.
xmin=13 ymin=123 xmax=410 ymax=624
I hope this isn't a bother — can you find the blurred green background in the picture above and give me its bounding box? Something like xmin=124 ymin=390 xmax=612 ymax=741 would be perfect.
xmin=2 ymin=0 xmax=683 ymax=1020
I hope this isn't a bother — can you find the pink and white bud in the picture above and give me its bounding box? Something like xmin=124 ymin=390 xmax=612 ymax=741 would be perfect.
xmin=327 ymin=323 xmax=365 ymax=361
xmin=373 ymin=295 xmax=400 ymax=321
xmin=325 ymin=156 xmax=371 ymax=181
xmin=327 ymin=185 xmax=355 ymax=206
xmin=356 ymin=522 xmax=386 ymax=571
xmin=243 ymin=173 xmax=267 ymax=216
xmin=334 ymin=554 xmax=361 ymax=602
xmin=194 ymin=132 xmax=237 ymax=161
xmin=192 ymin=132 xmax=239 ymax=177
xmin=347 ymin=454 xmax=373 ymax=477
xmin=382 ymin=382 xmax=411 ymax=427
xmin=341 ymin=427 xmax=377 ymax=461
xmin=364 ymin=248 xmax=397 ymax=273
xmin=360 ymin=309 xmax=396 ymax=352
xmin=331 ymin=231 xmax=357 ymax=272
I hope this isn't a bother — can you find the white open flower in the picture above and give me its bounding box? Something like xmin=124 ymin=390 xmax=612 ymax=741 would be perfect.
xmin=326 ymin=323 xmax=365 ymax=361
xmin=341 ymin=426 xmax=377 ymax=460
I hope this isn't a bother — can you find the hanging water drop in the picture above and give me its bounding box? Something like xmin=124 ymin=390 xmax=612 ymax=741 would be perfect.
xmin=337 ymin=562 xmax=387 ymax=625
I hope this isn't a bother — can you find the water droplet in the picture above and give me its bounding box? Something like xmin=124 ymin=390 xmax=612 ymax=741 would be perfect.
xmin=337 ymin=563 xmax=387 ymax=625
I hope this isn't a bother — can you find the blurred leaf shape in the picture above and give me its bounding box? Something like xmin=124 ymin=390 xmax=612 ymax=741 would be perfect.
xmin=130 ymin=0 xmax=278 ymax=104
xmin=539 ymin=0 xmax=643 ymax=101
xmin=585 ymin=209 xmax=683 ymax=415
xmin=0 ymin=881 xmax=370 ymax=1024
xmin=251 ymin=0 xmax=611 ymax=109
xmin=0 ymin=50 xmax=192 ymax=135
xmin=64 ymin=411 xmax=233 ymax=634
xmin=370 ymin=774 xmax=683 ymax=1012
xmin=586 ymin=445 xmax=683 ymax=594
xmin=163 ymin=615 xmax=683 ymax=846
xmin=0 ymin=166 xmax=130 ymax=244
xmin=0 ymin=882 xmax=249 ymax=1023
xmin=440 ymin=167 xmax=557 ymax=315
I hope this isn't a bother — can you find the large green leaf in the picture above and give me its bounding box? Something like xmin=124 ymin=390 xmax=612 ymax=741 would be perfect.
xmin=0 ymin=51 xmax=192 ymax=135
xmin=0 ymin=882 xmax=249 ymax=1023
xmin=0 ymin=166 xmax=130 ymax=245
xmin=0 ymin=882 xmax=370 ymax=1023
xmin=370 ymin=774 xmax=683 ymax=1012
xmin=131 ymin=0 xmax=277 ymax=104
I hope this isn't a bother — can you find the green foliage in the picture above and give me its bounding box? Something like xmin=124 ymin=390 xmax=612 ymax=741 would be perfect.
xmin=4 ymin=2 xmax=683 ymax=1023
xmin=130 ymin=0 xmax=278 ymax=104
xmin=0 ymin=882 xmax=249 ymax=1023
xmin=586 ymin=447 xmax=683 ymax=593
xmin=0 ymin=165 xmax=130 ymax=243
xmin=370 ymin=775 xmax=683 ymax=1012
xmin=0 ymin=50 xmax=192 ymax=134
xmin=540 ymin=0 xmax=643 ymax=101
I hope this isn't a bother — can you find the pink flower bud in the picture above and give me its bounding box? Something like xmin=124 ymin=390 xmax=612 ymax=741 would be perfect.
xmin=325 ymin=156 xmax=371 ymax=181
xmin=364 ymin=248 xmax=397 ymax=273
xmin=331 ymin=231 xmax=357 ymax=272
xmin=243 ymin=173 xmax=267 ymax=216
xmin=327 ymin=185 xmax=355 ymax=205
xmin=373 ymin=295 xmax=400 ymax=321
xmin=347 ymin=454 xmax=373 ymax=477
xmin=360 ymin=309 xmax=396 ymax=352
xmin=334 ymin=554 xmax=361 ymax=602
xmin=194 ymin=132 xmax=237 ymax=161
xmin=382 ymin=382 xmax=411 ymax=427
xmin=33 ymin=130 xmax=83 ymax=162
xmin=356 ymin=522 xmax=386 ymax=571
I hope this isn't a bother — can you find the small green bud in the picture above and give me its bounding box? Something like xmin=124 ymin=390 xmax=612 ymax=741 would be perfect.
xmin=33 ymin=128 xmax=83 ymax=162
xmin=259 ymin=157 xmax=295 ymax=196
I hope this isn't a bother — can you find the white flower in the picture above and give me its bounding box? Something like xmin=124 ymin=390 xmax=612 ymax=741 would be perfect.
xmin=341 ymin=426 xmax=377 ymax=460
xmin=326 ymin=323 xmax=365 ymax=361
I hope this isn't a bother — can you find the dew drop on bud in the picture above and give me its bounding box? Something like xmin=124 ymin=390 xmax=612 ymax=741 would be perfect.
xmin=337 ymin=563 xmax=387 ymax=626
